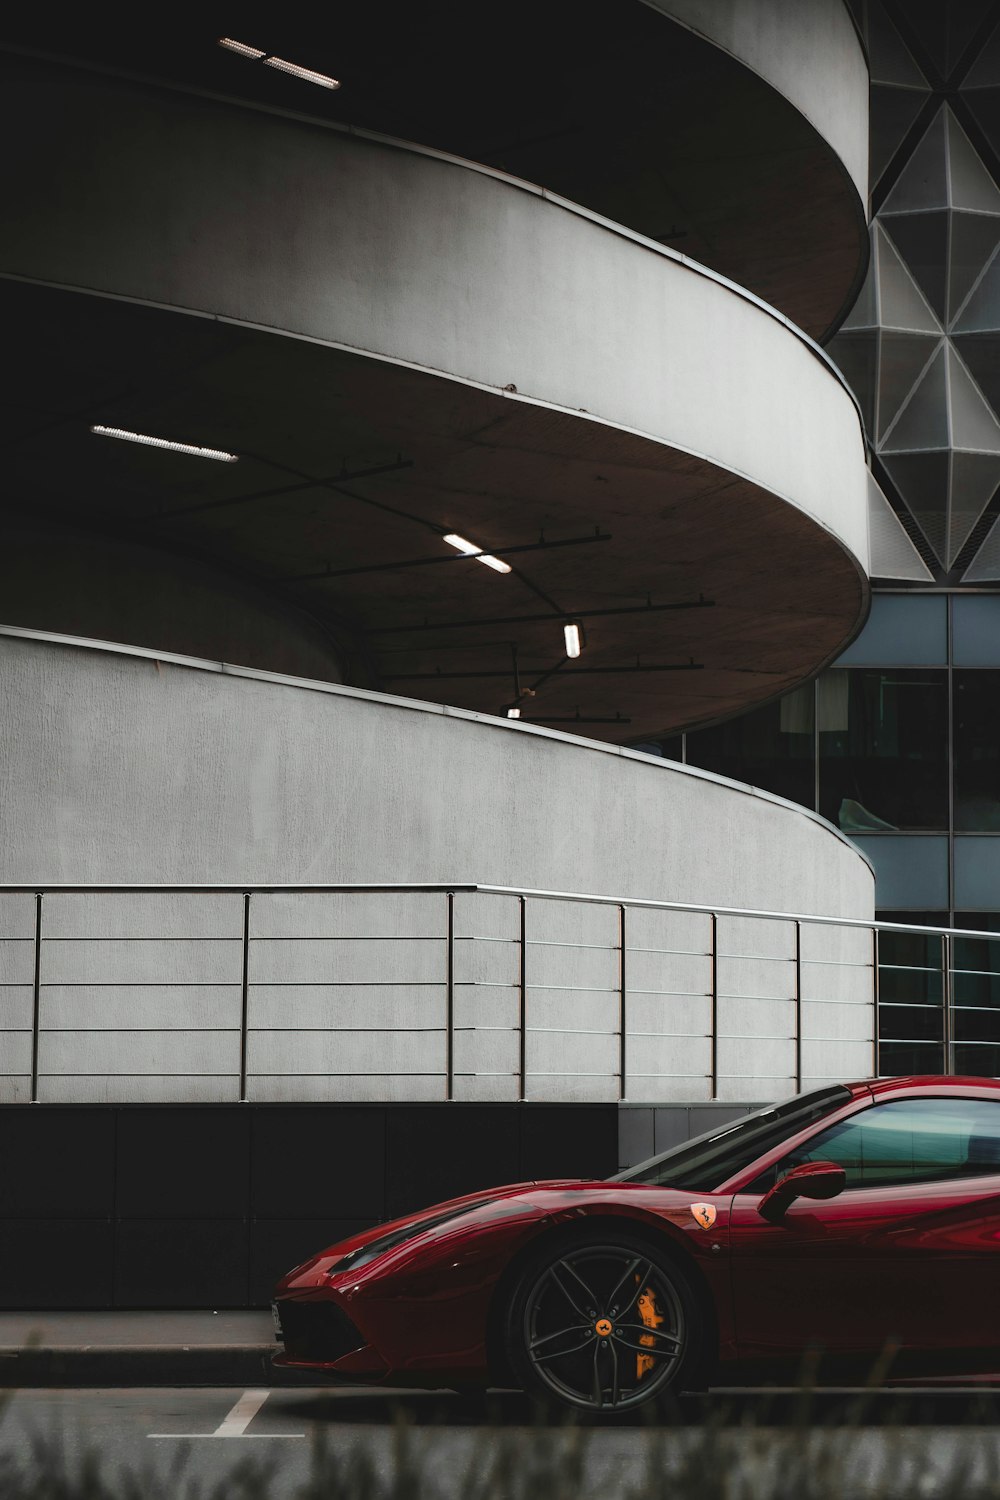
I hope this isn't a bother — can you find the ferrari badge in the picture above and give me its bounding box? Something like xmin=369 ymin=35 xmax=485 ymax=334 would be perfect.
xmin=690 ymin=1202 xmax=716 ymax=1229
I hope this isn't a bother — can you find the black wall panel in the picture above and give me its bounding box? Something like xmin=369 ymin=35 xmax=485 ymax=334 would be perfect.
xmin=0 ymin=1219 xmax=114 ymax=1309
xmin=384 ymin=1105 xmax=521 ymax=1217
xmin=3 ymin=1107 xmax=115 ymax=1217
xmin=0 ymin=1103 xmax=619 ymax=1308
xmin=116 ymin=1108 xmax=251 ymax=1218
xmin=250 ymin=1108 xmax=385 ymax=1219
xmin=115 ymin=1219 xmax=249 ymax=1307
xmin=519 ymin=1105 xmax=619 ymax=1181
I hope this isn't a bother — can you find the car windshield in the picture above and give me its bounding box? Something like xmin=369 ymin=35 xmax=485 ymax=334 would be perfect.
xmin=611 ymin=1085 xmax=852 ymax=1192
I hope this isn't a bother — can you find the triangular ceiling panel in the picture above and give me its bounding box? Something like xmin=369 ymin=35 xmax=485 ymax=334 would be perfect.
xmin=961 ymin=19 xmax=1000 ymax=89
xmin=948 ymin=450 xmax=1000 ymax=563
xmin=868 ymin=4 xmax=929 ymax=87
xmin=963 ymin=512 xmax=1000 ymax=579
xmin=870 ymin=86 xmax=931 ymax=188
xmin=876 ymin=331 xmax=940 ymax=439
xmin=881 ymin=342 xmax=949 ymax=451
xmin=948 ymin=213 xmax=1000 ymax=325
xmin=944 ymin=109 xmax=1000 ymax=213
xmin=880 ymin=450 xmax=951 ymax=564
xmin=947 ymin=344 xmax=1000 ymax=452
xmin=876 ymin=223 xmax=942 ymax=332
xmin=882 ymin=212 xmax=949 ymax=320
xmin=949 ymin=331 xmax=1000 ymax=410
xmin=867 ymin=471 xmax=934 ymax=580
xmin=942 ymin=0 xmax=993 ymax=79
xmin=841 ymin=244 xmax=877 ymax=330
xmin=881 ymin=106 xmax=949 ymax=213
xmin=952 ymin=244 xmax=1000 ymax=332
xmin=962 ymin=88 xmax=1000 ymax=166
xmin=901 ymin=0 xmax=991 ymax=83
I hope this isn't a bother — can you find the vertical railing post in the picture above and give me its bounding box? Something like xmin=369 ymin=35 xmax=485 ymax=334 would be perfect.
xmin=709 ymin=913 xmax=718 ymax=1101
xmin=518 ymin=895 xmax=527 ymax=1102
xmin=942 ymin=930 xmax=953 ymax=1075
xmin=793 ymin=921 xmax=802 ymax=1091
xmin=239 ymin=892 xmax=251 ymax=1103
xmin=446 ymin=891 xmax=455 ymax=1101
xmin=618 ymin=904 xmax=627 ymax=1101
xmin=30 ymin=892 xmax=42 ymax=1104
xmin=872 ymin=926 xmax=880 ymax=1077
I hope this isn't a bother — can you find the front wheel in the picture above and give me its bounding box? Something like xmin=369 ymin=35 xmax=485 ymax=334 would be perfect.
xmin=505 ymin=1231 xmax=703 ymax=1416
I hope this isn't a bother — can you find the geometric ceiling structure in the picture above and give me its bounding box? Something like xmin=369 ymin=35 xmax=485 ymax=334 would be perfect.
xmin=853 ymin=0 xmax=931 ymax=191
xmin=833 ymin=98 xmax=1000 ymax=573
xmin=961 ymin=18 xmax=1000 ymax=167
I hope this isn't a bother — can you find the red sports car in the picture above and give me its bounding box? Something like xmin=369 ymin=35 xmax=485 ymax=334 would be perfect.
xmin=273 ymin=1076 xmax=1000 ymax=1413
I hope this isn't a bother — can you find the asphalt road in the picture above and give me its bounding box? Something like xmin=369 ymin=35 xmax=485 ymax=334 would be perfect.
xmin=4 ymin=1387 xmax=1000 ymax=1497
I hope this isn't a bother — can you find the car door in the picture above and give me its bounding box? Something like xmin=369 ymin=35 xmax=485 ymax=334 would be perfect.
xmin=728 ymin=1094 xmax=1000 ymax=1377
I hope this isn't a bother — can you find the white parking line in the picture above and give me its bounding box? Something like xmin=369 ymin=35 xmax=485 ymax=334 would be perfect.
xmin=148 ymin=1388 xmax=305 ymax=1439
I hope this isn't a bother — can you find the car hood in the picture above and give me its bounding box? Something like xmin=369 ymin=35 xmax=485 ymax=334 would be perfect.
xmin=275 ymin=1176 xmax=730 ymax=1292
xmin=275 ymin=1178 xmax=587 ymax=1289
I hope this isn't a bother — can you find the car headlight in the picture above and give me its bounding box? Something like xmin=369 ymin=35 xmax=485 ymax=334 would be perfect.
xmin=330 ymin=1203 xmax=490 ymax=1274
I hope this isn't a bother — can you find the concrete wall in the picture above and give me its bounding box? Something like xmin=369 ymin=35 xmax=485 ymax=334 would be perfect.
xmin=0 ymin=55 xmax=870 ymax=573
xmin=652 ymin=0 xmax=869 ymax=205
xmin=0 ymin=632 xmax=876 ymax=1107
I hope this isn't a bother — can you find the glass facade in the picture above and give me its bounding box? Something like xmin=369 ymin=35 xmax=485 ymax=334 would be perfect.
xmin=637 ymin=590 xmax=1000 ymax=1076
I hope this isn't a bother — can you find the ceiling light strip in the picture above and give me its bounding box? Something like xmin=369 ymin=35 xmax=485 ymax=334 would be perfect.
xmin=442 ymin=534 xmax=512 ymax=574
xmin=263 ymin=56 xmax=341 ymax=89
xmin=217 ymin=38 xmax=266 ymax=59
xmin=90 ymin=426 xmax=239 ymax=463
xmin=218 ymin=38 xmax=340 ymax=89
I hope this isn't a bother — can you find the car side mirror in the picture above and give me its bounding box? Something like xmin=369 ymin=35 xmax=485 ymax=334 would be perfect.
xmin=758 ymin=1160 xmax=846 ymax=1222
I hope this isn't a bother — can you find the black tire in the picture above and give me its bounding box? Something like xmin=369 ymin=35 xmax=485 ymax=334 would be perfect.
xmin=504 ymin=1230 xmax=703 ymax=1416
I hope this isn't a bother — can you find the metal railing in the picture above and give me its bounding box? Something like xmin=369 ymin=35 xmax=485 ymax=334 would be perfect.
xmin=0 ymin=882 xmax=994 ymax=1105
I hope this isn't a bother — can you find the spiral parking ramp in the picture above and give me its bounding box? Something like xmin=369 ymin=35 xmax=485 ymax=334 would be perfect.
xmin=0 ymin=6 xmax=881 ymax=1128
xmin=0 ymin=5 xmax=872 ymax=741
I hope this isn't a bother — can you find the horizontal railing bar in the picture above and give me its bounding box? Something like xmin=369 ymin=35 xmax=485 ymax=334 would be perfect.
xmin=798 ymin=959 xmax=874 ymax=970
xmin=717 ymin=953 xmax=796 ymax=963
xmin=626 ymin=1030 xmax=711 ymax=1039
xmin=875 ymin=964 xmax=943 ymax=974
xmin=2 ymin=881 xmax=997 ymax=944
xmin=36 ymin=982 xmax=246 ymax=989
xmin=613 ymin=988 xmax=712 ymax=999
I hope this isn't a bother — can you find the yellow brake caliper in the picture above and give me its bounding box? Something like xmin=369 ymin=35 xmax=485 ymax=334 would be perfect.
xmin=635 ymin=1283 xmax=663 ymax=1381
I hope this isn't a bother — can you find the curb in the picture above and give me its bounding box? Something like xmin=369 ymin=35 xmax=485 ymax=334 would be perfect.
xmin=0 ymin=1345 xmax=318 ymax=1388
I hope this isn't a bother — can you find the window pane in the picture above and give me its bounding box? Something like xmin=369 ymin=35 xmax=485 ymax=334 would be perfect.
xmin=879 ymin=1040 xmax=946 ymax=1075
xmin=877 ymin=912 xmax=947 ymax=1074
xmin=775 ymin=1097 xmax=1000 ymax=1188
xmin=955 ymin=837 xmax=1000 ymax=908
xmin=834 ymin=595 xmax=947 ymax=666
xmin=952 ymin=597 xmax=1000 ymax=666
xmin=819 ymin=669 xmax=948 ymax=830
xmin=852 ymin=835 xmax=949 ymax=907
xmin=685 ymin=686 xmax=814 ymax=809
xmin=955 ymin=672 xmax=1000 ymax=830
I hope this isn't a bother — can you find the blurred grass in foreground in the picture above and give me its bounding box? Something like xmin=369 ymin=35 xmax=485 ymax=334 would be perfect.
xmin=3 ymin=1381 xmax=1000 ymax=1498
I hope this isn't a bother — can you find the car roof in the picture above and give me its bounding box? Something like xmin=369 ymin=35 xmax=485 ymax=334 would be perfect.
xmin=856 ymin=1075 xmax=1000 ymax=1098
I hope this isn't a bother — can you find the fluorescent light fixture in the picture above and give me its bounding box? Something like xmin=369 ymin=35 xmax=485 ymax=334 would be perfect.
xmin=442 ymin=533 xmax=512 ymax=574
xmin=263 ymin=56 xmax=341 ymax=89
xmin=90 ymin=426 xmax=239 ymax=462
xmin=564 ymin=622 xmax=583 ymax=658
xmin=217 ymin=38 xmax=340 ymax=89
xmin=217 ymin=38 xmax=266 ymax=59
xmin=506 ymin=707 xmax=521 ymax=719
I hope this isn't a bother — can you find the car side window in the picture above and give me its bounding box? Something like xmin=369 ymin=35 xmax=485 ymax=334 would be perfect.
xmin=755 ymin=1097 xmax=1000 ymax=1192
